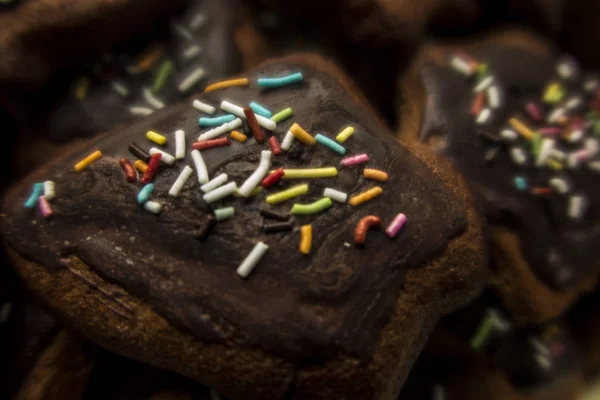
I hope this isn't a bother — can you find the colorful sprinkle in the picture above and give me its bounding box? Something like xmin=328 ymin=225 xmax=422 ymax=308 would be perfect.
xmin=261 ymin=168 xmax=285 ymax=188
xmin=214 ymin=207 xmax=235 ymax=221
xmin=191 ymin=137 xmax=231 ymax=151
xmin=299 ymin=225 xmax=312 ymax=255
xmin=24 ymin=183 xmax=44 ymax=209
xmin=43 ymin=181 xmax=55 ymax=201
xmin=119 ymin=158 xmax=137 ymax=183
xmin=198 ymin=118 xmax=242 ymax=141
xmin=385 ymin=213 xmax=407 ymax=238
xmin=348 ymin=186 xmax=383 ymax=206
xmin=129 ymin=107 xmax=153 ymax=117
xmin=128 ymin=142 xmax=150 ymax=161
xmin=137 ymin=184 xmax=155 ymax=204
xmin=514 ymin=176 xmax=528 ymax=191
xmin=205 ymin=78 xmax=249 ymax=93
xmin=221 ymin=101 xmax=277 ymax=130
xmin=249 ymin=102 xmax=272 ymax=118
xmin=146 ymin=131 xmax=167 ymax=146
xmin=199 ymin=114 xmax=236 ymax=127
xmin=259 ymin=204 xmax=290 ymax=221
xmin=281 ymin=130 xmax=295 ymax=150
xmin=471 ymin=92 xmax=485 ymax=116
xmin=315 ymin=134 xmax=346 ymax=155
xmin=134 ymin=160 xmax=148 ymax=173
xmin=257 ymin=72 xmax=303 ymax=88
xmin=336 ymin=127 xmax=355 ymax=143
xmin=236 ymin=241 xmax=268 ymax=278
xmin=263 ymin=221 xmax=293 ymax=233
xmin=280 ymin=167 xmax=337 ymax=179
xmin=354 ymin=215 xmax=382 ymax=245
xmin=291 ymin=197 xmax=332 ymax=215
xmin=143 ymin=88 xmax=165 ymax=109
xmin=152 ymin=60 xmax=174 ymax=93
xmin=363 ymin=168 xmax=388 ymax=182
xmin=244 ymin=107 xmax=266 ymax=143
xmin=149 ymin=148 xmax=175 ymax=165
xmin=38 ymin=196 xmax=53 ymax=219
xmin=341 ymin=153 xmax=369 ymax=167
xmin=290 ymin=123 xmax=316 ymax=145
xmin=192 ymin=100 xmax=216 ymax=114
xmin=175 ymin=130 xmax=186 ymax=160
xmin=323 ymin=188 xmax=347 ymax=203
xmin=509 ymin=118 xmax=534 ymax=141
xmin=144 ymin=201 xmax=162 ymax=215
xmin=74 ymin=150 xmax=102 ymax=172
xmin=266 ymin=184 xmax=308 ymax=205
xmin=230 ymin=130 xmax=248 ymax=143
xmin=191 ymin=150 xmax=209 ymax=184
xmin=203 ymin=181 xmax=237 ymax=204
xmin=178 ymin=67 xmax=206 ymax=93
xmin=201 ymin=173 xmax=228 ymax=193
xmin=141 ymin=154 xmax=162 ymax=185
xmin=238 ymin=151 xmax=272 ymax=197
xmin=271 ymin=107 xmax=293 ymax=123
xmin=168 ymin=166 xmax=194 ymax=197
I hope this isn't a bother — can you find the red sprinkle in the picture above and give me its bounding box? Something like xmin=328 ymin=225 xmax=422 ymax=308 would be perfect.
xmin=261 ymin=168 xmax=284 ymax=188
xmin=533 ymin=187 xmax=552 ymax=195
xmin=191 ymin=137 xmax=231 ymax=150
xmin=471 ymin=92 xmax=485 ymax=116
xmin=119 ymin=158 xmax=137 ymax=183
xmin=140 ymin=153 xmax=162 ymax=184
xmin=243 ymin=107 xmax=265 ymax=143
xmin=268 ymin=136 xmax=282 ymax=155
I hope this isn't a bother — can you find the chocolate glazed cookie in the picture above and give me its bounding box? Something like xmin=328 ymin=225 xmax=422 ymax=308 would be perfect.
xmin=0 ymin=54 xmax=485 ymax=400
xmin=398 ymin=28 xmax=600 ymax=324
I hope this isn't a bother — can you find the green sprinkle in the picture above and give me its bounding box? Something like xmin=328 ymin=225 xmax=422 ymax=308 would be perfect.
xmin=470 ymin=315 xmax=494 ymax=350
xmin=531 ymin=132 xmax=542 ymax=157
xmin=476 ymin=63 xmax=488 ymax=79
xmin=152 ymin=60 xmax=174 ymax=93
xmin=214 ymin=207 xmax=235 ymax=221
xmin=270 ymin=107 xmax=293 ymax=123
xmin=291 ymin=197 xmax=332 ymax=215
xmin=594 ymin=121 xmax=600 ymax=135
xmin=73 ymin=76 xmax=91 ymax=101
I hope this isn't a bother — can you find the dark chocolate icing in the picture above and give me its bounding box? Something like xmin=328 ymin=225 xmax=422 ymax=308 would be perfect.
xmin=2 ymin=61 xmax=467 ymax=362
xmin=420 ymin=46 xmax=600 ymax=290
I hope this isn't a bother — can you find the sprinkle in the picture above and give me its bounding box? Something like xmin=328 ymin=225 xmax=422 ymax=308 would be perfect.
xmin=261 ymin=168 xmax=284 ymax=188
xmin=354 ymin=215 xmax=382 ymax=245
xmin=315 ymin=134 xmax=346 ymax=155
xmin=341 ymin=154 xmax=369 ymax=167
xmin=137 ymin=184 xmax=155 ymax=204
xmin=487 ymin=86 xmax=500 ymax=109
xmin=73 ymin=76 xmax=90 ymax=100
xmin=112 ymin=82 xmax=129 ymax=97
xmin=264 ymin=137 xmax=281 ymax=157
xmin=450 ymin=56 xmax=474 ymax=76
xmin=244 ymin=107 xmax=266 ymax=143
xmin=364 ymin=168 xmax=388 ymax=182
xmin=536 ymin=138 xmax=555 ymax=166
xmin=476 ymin=108 xmax=491 ymax=125
xmin=203 ymin=181 xmax=237 ymax=204
xmin=471 ymin=92 xmax=485 ymax=116
xmin=129 ymin=106 xmax=154 ymax=116
xmin=175 ymin=130 xmax=186 ymax=160
xmin=266 ymin=184 xmax=308 ymax=205
xmin=547 ymin=159 xmax=564 ymax=171
xmin=547 ymin=107 xmax=566 ymax=124
xmin=195 ymin=215 xmax=216 ymax=241
xmin=335 ymin=126 xmax=355 ymax=143
xmin=205 ymin=78 xmax=249 ymax=93
xmin=168 ymin=166 xmax=194 ymax=197
xmin=191 ymin=150 xmax=209 ymax=184
xmin=192 ymin=137 xmax=231 ymax=151
xmin=259 ymin=204 xmax=290 ymax=221
xmin=183 ymin=45 xmax=201 ymax=59
xmin=526 ymin=102 xmax=542 ymax=121
xmin=198 ymin=118 xmax=243 ymax=142
xmin=557 ymin=58 xmax=578 ymax=80
xmin=510 ymin=147 xmax=528 ymax=166
xmin=257 ymin=72 xmax=303 ymax=88
xmin=263 ymin=221 xmax=293 ymax=233
xmin=199 ymin=114 xmax=236 ymax=127
xmin=540 ymin=127 xmax=562 ymax=136
xmin=568 ymin=195 xmax=587 ymax=219
xmin=509 ymin=118 xmax=534 ymax=141
xmin=143 ymin=88 xmax=165 ymax=109
xmin=500 ymin=129 xmax=518 ymax=142
xmin=249 ymin=102 xmax=272 ymax=118
xmin=43 ymin=181 xmax=56 ymax=201
xmin=192 ymin=100 xmax=216 ymax=114
xmin=484 ymin=148 xmax=499 ymax=163
xmin=533 ymin=187 xmax=552 ymax=195
xmin=474 ymin=76 xmax=494 ymax=93
xmin=584 ymin=77 xmax=599 ymax=93
xmin=238 ymin=151 xmax=272 ymax=197
xmin=214 ymin=207 xmax=235 ymax=221
xmin=281 ymin=167 xmax=337 ymax=179
xmin=190 ymin=13 xmax=206 ymax=30
xmin=24 ymin=183 xmax=44 ymax=208
xmin=348 ymin=187 xmax=383 ymax=206
xmin=140 ymin=153 xmax=163 ymax=183
xmin=543 ymin=82 xmax=563 ymax=103
xmin=179 ymin=68 xmax=206 ymax=93
xmin=589 ymin=161 xmax=600 ymax=173
xmin=144 ymin=201 xmax=162 ymax=215
xmin=514 ymin=176 xmax=528 ymax=191
xmin=119 ymin=158 xmax=137 ymax=183
xmin=586 ymin=137 xmax=600 ymax=155
xmin=566 ymin=96 xmax=582 ymax=110
xmin=299 ymin=225 xmax=312 ymax=255
xmin=221 ymin=101 xmax=276 ymax=130
xmin=230 ymin=130 xmax=247 ymax=144
xmin=152 ymin=60 xmax=174 ymax=93
xmin=147 ymin=131 xmax=167 ymax=146
xmin=281 ymin=130 xmax=295 ymax=150
xmin=271 ymin=107 xmax=293 ymax=123
xmin=201 ymin=173 xmax=228 ymax=193
xmin=128 ymin=142 xmax=150 ymax=161
xmin=289 ymin=123 xmax=315 ymax=145
xmin=549 ymin=177 xmax=570 ymax=194
xmin=74 ymin=150 xmax=102 ymax=172
xmin=236 ymin=186 xmax=263 ymax=197
xmin=38 ymin=196 xmax=53 ymax=218
xmin=323 ymin=188 xmax=347 ymax=203
xmin=385 ymin=213 xmax=407 ymax=238
xmin=172 ymin=22 xmax=193 ymax=40
xmin=134 ymin=160 xmax=148 ymax=173
xmin=237 ymin=242 xmax=269 ymax=278
xmin=136 ymin=46 xmax=163 ymax=71
xmin=149 ymin=148 xmax=175 ymax=165
xmin=291 ymin=197 xmax=332 ymax=215
xmin=470 ymin=313 xmax=494 ymax=350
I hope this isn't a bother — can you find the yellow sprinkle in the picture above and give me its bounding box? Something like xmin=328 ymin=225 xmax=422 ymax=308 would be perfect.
xmin=281 ymin=168 xmax=338 ymax=179
xmin=230 ymin=130 xmax=248 ymax=143
xmin=348 ymin=186 xmax=383 ymax=206
xmin=363 ymin=168 xmax=388 ymax=182
xmin=336 ymin=127 xmax=355 ymax=143
xmin=547 ymin=159 xmax=563 ymax=171
xmin=74 ymin=150 xmax=102 ymax=172
xmin=290 ymin=123 xmax=316 ymax=145
xmin=73 ymin=76 xmax=90 ymax=101
xmin=509 ymin=118 xmax=534 ymax=141
xmin=543 ymin=82 xmax=561 ymax=103
xmin=134 ymin=160 xmax=148 ymax=173
xmin=266 ymin=184 xmax=309 ymax=205
xmin=204 ymin=78 xmax=249 ymax=93
xmin=146 ymin=131 xmax=167 ymax=146
xmin=299 ymin=225 xmax=312 ymax=255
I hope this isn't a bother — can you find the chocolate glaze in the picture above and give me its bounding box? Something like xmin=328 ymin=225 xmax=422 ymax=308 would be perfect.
xmin=2 ymin=61 xmax=467 ymax=362
xmin=421 ymin=46 xmax=600 ymax=290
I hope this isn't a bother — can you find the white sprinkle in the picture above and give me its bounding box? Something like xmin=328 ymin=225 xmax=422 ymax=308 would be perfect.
xmin=209 ymin=389 xmax=222 ymax=400
xmin=220 ymin=100 xmax=277 ymax=130
xmin=510 ymin=147 xmax=527 ymax=166
xmin=236 ymin=241 xmax=269 ymax=278
xmin=203 ymin=181 xmax=237 ymax=204
xmin=178 ymin=67 xmax=206 ymax=93
xmin=183 ymin=45 xmax=201 ymax=60
xmin=535 ymin=354 xmax=552 ymax=370
xmin=536 ymin=139 xmax=555 ymax=166
xmin=175 ymin=130 xmax=186 ymax=160
xmin=190 ymin=13 xmax=207 ymax=30
xmin=238 ymin=151 xmax=272 ymax=197
xmin=143 ymin=88 xmax=165 ymax=109
xmin=193 ymin=99 xmax=216 ymax=114
xmin=565 ymin=96 xmax=582 ymax=110
xmin=450 ymin=56 xmax=473 ymax=77
xmin=585 ymin=138 xmax=599 ymax=157
xmin=489 ymin=309 xmax=511 ymax=332
xmin=433 ymin=385 xmax=446 ymax=400
xmin=323 ymin=188 xmax=347 ymax=203
xmin=487 ymin=85 xmax=500 ymax=108
xmin=474 ymin=76 xmax=494 ymax=93
xmin=0 ymin=303 xmax=12 ymax=323
xmin=547 ymin=107 xmax=566 ymax=124
xmin=584 ymin=77 xmax=599 ymax=93
xmin=149 ymin=148 xmax=175 ymax=165
xmin=112 ymin=82 xmax=129 ymax=97
xmin=568 ymin=195 xmax=587 ymax=220
xmin=43 ymin=181 xmax=56 ymax=201
xmin=191 ymin=150 xmax=209 ymax=184
xmin=567 ymin=152 xmax=581 ymax=168
xmin=588 ymin=161 xmax=600 ymax=174
xmin=530 ymin=338 xmax=551 ymax=357
xmin=172 ymin=22 xmax=193 ymax=40
xmin=201 ymin=173 xmax=228 ymax=193
xmin=344 ymin=242 xmax=351 ymax=248
xmin=281 ymin=130 xmax=295 ymax=151
xmin=129 ymin=106 xmax=154 ymax=116
xmin=557 ymin=59 xmax=578 ymax=80
xmin=475 ymin=108 xmax=491 ymax=125
xmin=144 ymin=201 xmax=162 ymax=214
xmin=549 ymin=149 xmax=567 ymax=162
xmin=549 ymin=177 xmax=570 ymax=194
xmin=500 ymin=129 xmax=518 ymax=142
xmin=169 ymin=166 xmax=194 ymax=197
xmin=198 ymin=118 xmax=242 ymax=141
xmin=566 ymin=129 xmax=584 ymax=143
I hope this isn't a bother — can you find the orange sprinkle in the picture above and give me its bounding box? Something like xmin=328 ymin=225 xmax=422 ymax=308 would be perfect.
xmin=134 ymin=160 xmax=148 ymax=173
xmin=471 ymin=92 xmax=486 ymax=116
xmin=348 ymin=187 xmax=383 ymax=206
xmin=74 ymin=150 xmax=102 ymax=172
xmin=204 ymin=78 xmax=249 ymax=93
xmin=363 ymin=168 xmax=388 ymax=182
xmin=290 ymin=123 xmax=316 ymax=145
xmin=230 ymin=130 xmax=248 ymax=143
xmin=299 ymin=225 xmax=312 ymax=255
xmin=137 ymin=46 xmax=164 ymax=71
xmin=533 ymin=187 xmax=552 ymax=195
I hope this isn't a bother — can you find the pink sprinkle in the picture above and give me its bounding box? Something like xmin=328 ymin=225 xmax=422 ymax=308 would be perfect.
xmin=341 ymin=153 xmax=369 ymax=167
xmin=385 ymin=213 xmax=407 ymax=238
xmin=575 ymin=149 xmax=591 ymax=162
xmin=526 ymin=102 xmax=542 ymax=121
xmin=38 ymin=196 xmax=53 ymax=218
xmin=540 ymin=127 xmax=562 ymax=136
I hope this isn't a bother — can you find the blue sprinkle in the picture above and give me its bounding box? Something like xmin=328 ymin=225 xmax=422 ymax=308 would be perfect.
xmin=257 ymin=72 xmax=304 ymax=89
xmin=137 ymin=184 xmax=155 ymax=204
xmin=24 ymin=183 xmax=44 ymax=209
xmin=315 ymin=133 xmax=346 ymax=155
xmin=514 ymin=176 xmax=528 ymax=191
xmin=249 ymin=101 xmax=272 ymax=118
xmin=198 ymin=114 xmax=236 ymax=127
